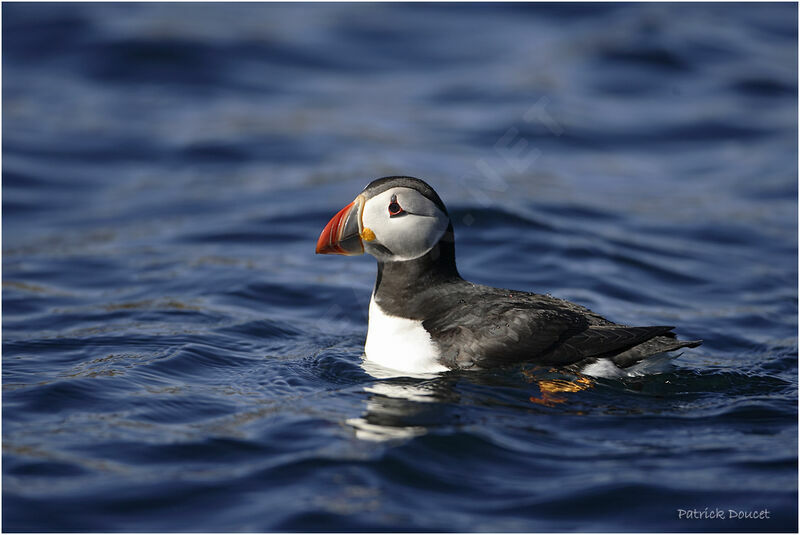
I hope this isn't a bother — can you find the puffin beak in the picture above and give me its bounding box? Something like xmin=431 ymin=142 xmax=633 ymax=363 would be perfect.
xmin=316 ymin=197 xmax=365 ymax=255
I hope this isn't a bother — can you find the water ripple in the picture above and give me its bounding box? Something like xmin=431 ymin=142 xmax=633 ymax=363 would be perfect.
xmin=3 ymin=3 xmax=796 ymax=532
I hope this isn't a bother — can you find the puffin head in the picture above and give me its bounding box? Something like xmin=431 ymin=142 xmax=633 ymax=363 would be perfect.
xmin=316 ymin=176 xmax=451 ymax=262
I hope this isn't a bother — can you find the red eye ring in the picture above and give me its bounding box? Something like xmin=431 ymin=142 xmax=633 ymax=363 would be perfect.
xmin=388 ymin=194 xmax=405 ymax=217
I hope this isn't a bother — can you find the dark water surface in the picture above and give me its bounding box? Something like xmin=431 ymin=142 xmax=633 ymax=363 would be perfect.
xmin=3 ymin=3 xmax=797 ymax=532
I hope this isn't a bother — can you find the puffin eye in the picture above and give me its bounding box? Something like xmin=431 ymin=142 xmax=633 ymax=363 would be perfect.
xmin=388 ymin=195 xmax=405 ymax=217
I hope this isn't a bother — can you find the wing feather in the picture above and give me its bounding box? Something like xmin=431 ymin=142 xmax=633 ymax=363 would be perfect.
xmin=419 ymin=283 xmax=688 ymax=369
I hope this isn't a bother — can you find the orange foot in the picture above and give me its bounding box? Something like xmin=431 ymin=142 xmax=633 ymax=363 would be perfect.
xmin=529 ymin=376 xmax=594 ymax=406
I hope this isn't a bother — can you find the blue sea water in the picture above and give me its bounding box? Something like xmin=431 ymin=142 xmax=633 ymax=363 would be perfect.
xmin=2 ymin=2 xmax=797 ymax=532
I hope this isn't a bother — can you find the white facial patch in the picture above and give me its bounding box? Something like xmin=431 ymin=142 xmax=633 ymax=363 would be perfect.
xmin=361 ymin=188 xmax=449 ymax=261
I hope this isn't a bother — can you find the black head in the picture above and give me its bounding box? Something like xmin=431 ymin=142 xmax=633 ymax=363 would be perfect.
xmin=317 ymin=175 xmax=453 ymax=263
xmin=361 ymin=176 xmax=449 ymax=216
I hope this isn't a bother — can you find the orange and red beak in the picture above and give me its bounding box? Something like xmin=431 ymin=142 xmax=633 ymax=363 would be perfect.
xmin=316 ymin=197 xmax=365 ymax=256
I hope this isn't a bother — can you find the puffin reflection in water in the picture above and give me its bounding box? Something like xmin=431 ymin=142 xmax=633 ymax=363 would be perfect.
xmin=316 ymin=176 xmax=701 ymax=379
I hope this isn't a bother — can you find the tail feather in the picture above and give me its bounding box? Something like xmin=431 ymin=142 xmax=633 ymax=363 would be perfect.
xmin=611 ymin=335 xmax=702 ymax=368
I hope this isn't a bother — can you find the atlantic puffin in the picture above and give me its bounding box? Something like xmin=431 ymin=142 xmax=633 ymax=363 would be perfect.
xmin=316 ymin=176 xmax=701 ymax=376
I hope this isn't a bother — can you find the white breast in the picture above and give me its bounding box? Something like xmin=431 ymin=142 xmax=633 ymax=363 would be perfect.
xmin=364 ymin=297 xmax=448 ymax=374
